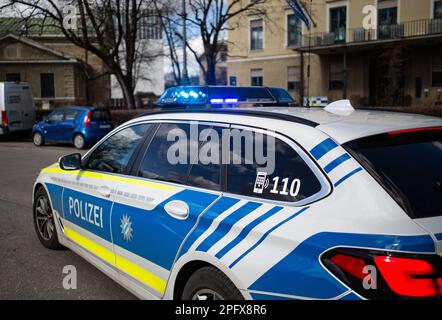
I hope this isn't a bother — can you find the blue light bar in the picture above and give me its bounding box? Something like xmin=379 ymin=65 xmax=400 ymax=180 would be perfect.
xmin=210 ymin=98 xmax=239 ymax=104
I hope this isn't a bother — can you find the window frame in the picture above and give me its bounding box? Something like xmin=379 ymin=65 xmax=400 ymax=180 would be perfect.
xmin=130 ymin=120 xmax=230 ymax=194
xmin=81 ymin=121 xmax=156 ymax=176
xmin=84 ymin=119 xmax=331 ymax=206
xmin=223 ymin=123 xmax=331 ymax=206
xmin=6 ymin=73 xmax=20 ymax=82
xmin=287 ymin=14 xmax=302 ymax=47
xmin=249 ymin=18 xmax=264 ymax=51
xmin=434 ymin=0 xmax=442 ymax=19
xmin=40 ymin=73 xmax=55 ymax=98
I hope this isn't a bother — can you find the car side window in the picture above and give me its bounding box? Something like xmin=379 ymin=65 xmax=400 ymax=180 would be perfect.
xmin=187 ymin=126 xmax=222 ymax=191
xmin=48 ymin=110 xmax=65 ymax=122
xmin=65 ymin=109 xmax=82 ymax=121
xmin=86 ymin=124 xmax=150 ymax=174
xmin=138 ymin=123 xmax=191 ymax=184
xmin=226 ymin=130 xmax=322 ymax=202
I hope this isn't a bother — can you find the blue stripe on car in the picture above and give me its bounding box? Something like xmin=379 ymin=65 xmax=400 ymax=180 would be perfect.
xmin=310 ymin=138 xmax=338 ymax=160
xmin=215 ymin=206 xmax=283 ymax=259
xmin=435 ymin=233 xmax=442 ymax=241
xmin=196 ymin=202 xmax=262 ymax=253
xmin=334 ymin=167 xmax=363 ymax=187
xmin=177 ymin=197 xmax=240 ymax=259
xmin=249 ymin=232 xmax=435 ymax=299
xmin=324 ymin=153 xmax=351 ymax=173
xmin=251 ymin=292 xmax=296 ymax=300
xmin=229 ymin=206 xmax=310 ymax=268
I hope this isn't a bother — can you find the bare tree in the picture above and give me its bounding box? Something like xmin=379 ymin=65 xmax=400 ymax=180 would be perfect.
xmin=0 ymin=0 xmax=160 ymax=109
xmin=155 ymin=0 xmax=268 ymax=86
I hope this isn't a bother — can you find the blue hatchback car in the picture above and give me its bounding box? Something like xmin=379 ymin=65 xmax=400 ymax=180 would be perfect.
xmin=32 ymin=107 xmax=113 ymax=149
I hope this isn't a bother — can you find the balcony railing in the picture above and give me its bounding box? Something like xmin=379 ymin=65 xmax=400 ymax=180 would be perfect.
xmin=301 ymin=18 xmax=442 ymax=48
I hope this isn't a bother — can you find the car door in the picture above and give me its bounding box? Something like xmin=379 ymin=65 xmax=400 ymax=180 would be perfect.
xmin=110 ymin=121 xmax=223 ymax=298
xmin=59 ymin=123 xmax=152 ymax=268
xmin=191 ymin=124 xmax=330 ymax=295
xmin=58 ymin=109 xmax=81 ymax=142
xmin=44 ymin=109 xmax=65 ymax=141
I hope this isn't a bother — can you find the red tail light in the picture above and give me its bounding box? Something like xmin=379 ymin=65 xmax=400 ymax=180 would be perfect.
xmin=322 ymin=248 xmax=442 ymax=299
xmin=84 ymin=111 xmax=92 ymax=127
xmin=1 ymin=111 xmax=8 ymax=127
xmin=387 ymin=126 xmax=442 ymax=135
xmin=330 ymin=254 xmax=367 ymax=280
xmin=375 ymin=256 xmax=440 ymax=298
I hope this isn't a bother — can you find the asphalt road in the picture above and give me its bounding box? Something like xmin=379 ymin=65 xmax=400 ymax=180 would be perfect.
xmin=0 ymin=138 xmax=136 ymax=300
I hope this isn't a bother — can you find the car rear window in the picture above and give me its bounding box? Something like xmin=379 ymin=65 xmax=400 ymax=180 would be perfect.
xmin=92 ymin=109 xmax=111 ymax=121
xmin=269 ymin=88 xmax=295 ymax=103
xmin=344 ymin=128 xmax=442 ymax=219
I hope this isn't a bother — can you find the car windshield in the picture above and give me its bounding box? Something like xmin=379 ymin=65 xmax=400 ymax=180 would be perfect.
xmin=344 ymin=128 xmax=442 ymax=219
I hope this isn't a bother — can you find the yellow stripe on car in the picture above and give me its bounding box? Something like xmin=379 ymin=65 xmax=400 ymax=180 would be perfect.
xmin=41 ymin=167 xmax=176 ymax=191
xmin=65 ymin=227 xmax=115 ymax=265
xmin=116 ymin=255 xmax=167 ymax=294
xmin=64 ymin=226 xmax=166 ymax=294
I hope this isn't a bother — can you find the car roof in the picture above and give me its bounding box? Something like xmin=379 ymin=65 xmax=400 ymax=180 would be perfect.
xmin=59 ymin=106 xmax=92 ymax=111
xmin=134 ymin=107 xmax=442 ymax=144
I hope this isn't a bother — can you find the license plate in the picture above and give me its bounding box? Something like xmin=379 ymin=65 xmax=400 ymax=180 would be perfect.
xmin=100 ymin=124 xmax=111 ymax=129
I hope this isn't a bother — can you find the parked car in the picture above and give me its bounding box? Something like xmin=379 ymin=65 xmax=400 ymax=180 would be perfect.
xmin=156 ymin=85 xmax=295 ymax=109
xmin=32 ymin=106 xmax=113 ymax=149
xmin=0 ymin=82 xmax=36 ymax=136
xmin=32 ymin=102 xmax=442 ymax=300
xmin=268 ymin=87 xmax=296 ymax=105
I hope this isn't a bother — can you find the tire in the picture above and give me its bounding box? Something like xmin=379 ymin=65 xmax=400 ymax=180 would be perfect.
xmin=33 ymin=187 xmax=63 ymax=250
xmin=182 ymin=266 xmax=244 ymax=300
xmin=33 ymin=132 xmax=44 ymax=146
xmin=73 ymin=134 xmax=86 ymax=149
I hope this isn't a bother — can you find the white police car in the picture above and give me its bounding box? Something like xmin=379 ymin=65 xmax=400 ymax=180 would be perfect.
xmin=32 ymin=102 xmax=442 ymax=300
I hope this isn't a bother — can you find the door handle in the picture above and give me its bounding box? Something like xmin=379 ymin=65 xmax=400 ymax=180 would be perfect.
xmin=98 ymin=186 xmax=111 ymax=198
xmin=164 ymin=200 xmax=189 ymax=220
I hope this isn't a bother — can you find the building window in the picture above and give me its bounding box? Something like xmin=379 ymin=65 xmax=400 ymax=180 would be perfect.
xmin=287 ymin=66 xmax=301 ymax=91
xmin=6 ymin=73 xmax=20 ymax=82
xmin=432 ymin=54 xmax=442 ymax=87
xmin=329 ymin=63 xmax=343 ymax=90
xmin=329 ymin=6 xmax=347 ymax=42
xmin=250 ymin=19 xmax=263 ymax=50
xmin=378 ymin=0 xmax=399 ymax=39
xmin=435 ymin=0 xmax=442 ymax=19
xmin=287 ymin=15 xmax=302 ymax=46
xmin=139 ymin=9 xmax=162 ymax=40
xmin=251 ymin=69 xmax=263 ymax=86
xmin=40 ymin=73 xmax=55 ymax=98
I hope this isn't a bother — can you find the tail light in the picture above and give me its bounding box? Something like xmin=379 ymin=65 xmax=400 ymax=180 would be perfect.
xmin=322 ymin=248 xmax=442 ymax=299
xmin=83 ymin=111 xmax=92 ymax=127
xmin=1 ymin=111 xmax=8 ymax=127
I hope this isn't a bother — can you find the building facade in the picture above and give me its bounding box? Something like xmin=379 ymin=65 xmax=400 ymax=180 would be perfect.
xmin=0 ymin=31 xmax=110 ymax=109
xmin=110 ymin=9 xmax=165 ymax=103
xmin=227 ymin=0 xmax=442 ymax=107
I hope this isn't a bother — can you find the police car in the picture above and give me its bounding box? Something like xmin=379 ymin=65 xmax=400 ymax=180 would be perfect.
xmin=32 ymin=101 xmax=442 ymax=300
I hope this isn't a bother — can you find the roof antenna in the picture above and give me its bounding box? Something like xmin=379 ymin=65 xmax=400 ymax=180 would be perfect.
xmin=324 ymin=99 xmax=355 ymax=116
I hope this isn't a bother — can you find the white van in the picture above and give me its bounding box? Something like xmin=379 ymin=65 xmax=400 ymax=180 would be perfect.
xmin=0 ymin=82 xmax=36 ymax=135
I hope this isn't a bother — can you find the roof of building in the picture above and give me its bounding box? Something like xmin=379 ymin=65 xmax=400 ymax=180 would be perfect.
xmin=136 ymin=107 xmax=442 ymax=144
xmin=0 ymin=33 xmax=79 ymax=62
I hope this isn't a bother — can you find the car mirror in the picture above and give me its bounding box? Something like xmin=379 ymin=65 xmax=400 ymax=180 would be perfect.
xmin=43 ymin=116 xmax=49 ymax=123
xmin=59 ymin=153 xmax=82 ymax=171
